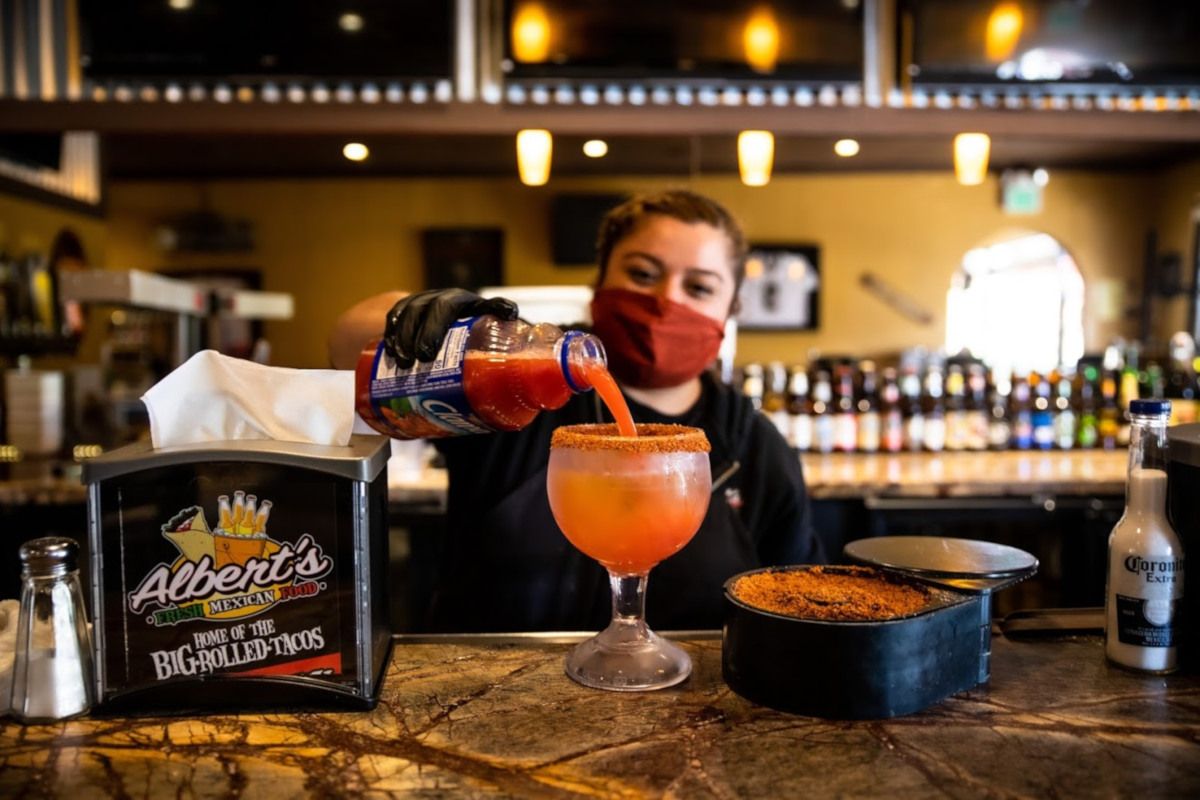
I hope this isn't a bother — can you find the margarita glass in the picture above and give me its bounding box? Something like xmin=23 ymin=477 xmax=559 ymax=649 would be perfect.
xmin=547 ymin=423 xmax=712 ymax=690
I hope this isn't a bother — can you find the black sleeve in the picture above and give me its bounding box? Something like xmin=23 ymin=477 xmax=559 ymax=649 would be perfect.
xmin=740 ymin=413 xmax=827 ymax=567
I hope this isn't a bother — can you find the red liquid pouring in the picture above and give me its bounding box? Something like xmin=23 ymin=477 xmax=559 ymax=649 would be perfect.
xmin=580 ymin=361 xmax=638 ymax=438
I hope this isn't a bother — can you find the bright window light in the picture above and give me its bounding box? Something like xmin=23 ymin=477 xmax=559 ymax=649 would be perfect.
xmin=946 ymin=232 xmax=1084 ymax=374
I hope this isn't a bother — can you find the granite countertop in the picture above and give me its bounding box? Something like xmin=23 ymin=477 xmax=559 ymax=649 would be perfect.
xmin=2 ymin=632 xmax=1197 ymax=798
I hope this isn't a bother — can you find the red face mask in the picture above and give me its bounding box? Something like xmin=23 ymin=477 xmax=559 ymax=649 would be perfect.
xmin=590 ymin=287 xmax=726 ymax=389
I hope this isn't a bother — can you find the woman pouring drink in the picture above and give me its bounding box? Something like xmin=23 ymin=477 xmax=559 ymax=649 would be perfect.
xmin=330 ymin=189 xmax=825 ymax=633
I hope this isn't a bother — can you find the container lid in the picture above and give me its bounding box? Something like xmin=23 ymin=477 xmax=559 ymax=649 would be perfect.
xmin=19 ymin=536 xmax=79 ymax=577
xmin=843 ymin=536 xmax=1038 ymax=595
xmin=1130 ymin=398 xmax=1170 ymax=416
xmin=83 ymin=434 xmax=391 ymax=484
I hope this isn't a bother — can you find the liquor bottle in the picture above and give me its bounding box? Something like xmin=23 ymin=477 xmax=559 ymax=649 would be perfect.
xmin=921 ymin=365 xmax=946 ymax=453
xmin=1118 ymin=345 xmax=1141 ymax=446
xmin=1009 ymin=373 xmax=1034 ymax=450
xmin=762 ymin=361 xmax=791 ymax=440
xmin=1098 ymin=372 xmax=1121 ymax=450
xmin=1076 ymin=364 xmax=1100 ymax=449
xmin=855 ymin=360 xmax=881 ymax=454
xmin=987 ymin=367 xmax=1012 ymax=451
xmin=810 ymin=369 xmax=836 ymax=454
xmin=833 ymin=363 xmax=858 ymax=453
xmin=741 ymin=363 xmax=765 ymax=411
xmin=900 ymin=364 xmax=925 ymax=452
xmin=1054 ymin=371 xmax=1077 ymax=450
xmin=785 ymin=366 xmax=813 ymax=453
xmin=965 ymin=364 xmax=990 ymax=451
xmin=1031 ymin=371 xmax=1056 ymax=450
xmin=880 ymin=367 xmax=904 ymax=453
xmin=1166 ymin=332 xmax=1199 ymax=426
xmin=1139 ymin=360 xmax=1165 ymax=402
xmin=943 ymin=364 xmax=968 ymax=452
xmin=357 ymin=315 xmax=611 ymax=439
xmin=1105 ymin=398 xmax=1184 ymax=673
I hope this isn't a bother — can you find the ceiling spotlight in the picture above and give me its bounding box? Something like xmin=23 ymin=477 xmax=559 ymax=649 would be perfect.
xmin=1032 ymin=168 xmax=1050 ymax=186
xmin=517 ymin=129 xmax=553 ymax=186
xmin=834 ymin=139 xmax=860 ymax=157
xmin=339 ymin=13 xmax=365 ymax=33
xmin=743 ymin=7 xmax=780 ymax=74
xmin=343 ymin=142 xmax=369 ymax=162
xmin=168 ymin=0 xmax=194 ymax=10
xmin=512 ymin=2 xmax=551 ymax=63
xmin=582 ymin=139 xmax=608 ymax=158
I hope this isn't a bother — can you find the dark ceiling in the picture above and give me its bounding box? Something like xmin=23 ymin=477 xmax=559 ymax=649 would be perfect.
xmin=101 ymin=132 xmax=1200 ymax=181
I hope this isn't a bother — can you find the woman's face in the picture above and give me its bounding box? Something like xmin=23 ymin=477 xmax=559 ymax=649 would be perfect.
xmin=598 ymin=215 xmax=737 ymax=324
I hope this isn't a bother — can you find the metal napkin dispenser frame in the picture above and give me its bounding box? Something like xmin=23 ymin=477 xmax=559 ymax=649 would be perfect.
xmin=83 ymin=435 xmax=391 ymax=714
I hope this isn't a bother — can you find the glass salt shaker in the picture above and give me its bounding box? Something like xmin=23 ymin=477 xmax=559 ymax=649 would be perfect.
xmin=11 ymin=537 xmax=95 ymax=722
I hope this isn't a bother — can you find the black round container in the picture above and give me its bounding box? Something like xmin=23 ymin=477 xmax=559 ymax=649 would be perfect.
xmin=722 ymin=538 xmax=1038 ymax=720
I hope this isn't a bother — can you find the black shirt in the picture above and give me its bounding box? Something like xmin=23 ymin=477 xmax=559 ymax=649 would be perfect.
xmin=424 ymin=371 xmax=824 ymax=632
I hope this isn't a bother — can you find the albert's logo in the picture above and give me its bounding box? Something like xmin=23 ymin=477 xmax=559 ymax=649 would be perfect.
xmin=127 ymin=490 xmax=333 ymax=626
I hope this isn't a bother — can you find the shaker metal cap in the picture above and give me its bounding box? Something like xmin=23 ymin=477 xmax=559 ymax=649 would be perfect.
xmin=19 ymin=536 xmax=80 ymax=577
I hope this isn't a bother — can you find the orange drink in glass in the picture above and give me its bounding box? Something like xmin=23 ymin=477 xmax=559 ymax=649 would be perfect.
xmin=548 ymin=423 xmax=711 ymax=691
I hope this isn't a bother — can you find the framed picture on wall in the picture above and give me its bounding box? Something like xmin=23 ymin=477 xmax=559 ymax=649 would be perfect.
xmin=736 ymin=243 xmax=821 ymax=331
xmin=421 ymin=228 xmax=504 ymax=291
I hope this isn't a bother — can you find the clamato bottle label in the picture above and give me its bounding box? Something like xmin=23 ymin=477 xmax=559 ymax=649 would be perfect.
xmin=356 ymin=315 xmax=631 ymax=439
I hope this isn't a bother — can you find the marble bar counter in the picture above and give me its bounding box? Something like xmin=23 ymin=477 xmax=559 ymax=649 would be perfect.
xmin=2 ymin=632 xmax=1197 ymax=799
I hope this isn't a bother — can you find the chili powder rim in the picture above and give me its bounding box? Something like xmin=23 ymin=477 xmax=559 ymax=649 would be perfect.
xmin=724 ymin=565 xmax=960 ymax=624
xmin=551 ymin=423 xmax=711 ymax=454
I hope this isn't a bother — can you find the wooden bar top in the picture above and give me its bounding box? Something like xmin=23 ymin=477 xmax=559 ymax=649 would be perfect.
xmin=1 ymin=631 xmax=1197 ymax=798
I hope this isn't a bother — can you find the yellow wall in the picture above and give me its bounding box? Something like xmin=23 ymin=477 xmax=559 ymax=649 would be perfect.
xmin=1147 ymin=160 xmax=1200 ymax=338
xmin=0 ymin=192 xmax=107 ymax=271
xmin=98 ymin=167 xmax=1176 ymax=369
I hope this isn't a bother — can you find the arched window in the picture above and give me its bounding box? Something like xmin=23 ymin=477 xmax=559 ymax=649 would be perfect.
xmin=945 ymin=232 xmax=1085 ymax=374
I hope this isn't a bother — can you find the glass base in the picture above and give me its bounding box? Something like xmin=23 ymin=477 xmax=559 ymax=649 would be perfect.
xmin=565 ymin=619 xmax=692 ymax=692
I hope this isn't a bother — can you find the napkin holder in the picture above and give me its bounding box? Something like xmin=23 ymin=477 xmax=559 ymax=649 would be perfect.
xmin=83 ymin=435 xmax=391 ymax=714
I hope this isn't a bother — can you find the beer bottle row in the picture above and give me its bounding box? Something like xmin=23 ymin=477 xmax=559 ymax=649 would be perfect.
xmin=738 ymin=354 xmax=1199 ymax=455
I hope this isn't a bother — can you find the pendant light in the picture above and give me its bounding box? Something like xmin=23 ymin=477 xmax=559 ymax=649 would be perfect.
xmin=516 ymin=129 xmax=553 ymax=186
xmin=954 ymin=133 xmax=991 ymax=186
xmin=738 ymin=130 xmax=774 ymax=187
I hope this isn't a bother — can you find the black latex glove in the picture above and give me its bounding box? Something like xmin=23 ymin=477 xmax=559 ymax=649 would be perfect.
xmin=382 ymin=288 xmax=519 ymax=369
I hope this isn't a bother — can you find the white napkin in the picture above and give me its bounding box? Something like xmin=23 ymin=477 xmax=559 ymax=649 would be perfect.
xmin=0 ymin=599 xmax=17 ymax=717
xmin=142 ymin=350 xmax=369 ymax=448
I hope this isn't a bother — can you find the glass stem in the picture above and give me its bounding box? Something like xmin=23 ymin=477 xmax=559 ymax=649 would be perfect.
xmin=609 ymin=571 xmax=650 ymax=631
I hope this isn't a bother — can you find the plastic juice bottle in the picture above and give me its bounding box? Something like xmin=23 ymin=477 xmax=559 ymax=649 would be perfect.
xmin=356 ymin=315 xmax=636 ymax=439
xmin=1105 ymin=398 xmax=1185 ymax=673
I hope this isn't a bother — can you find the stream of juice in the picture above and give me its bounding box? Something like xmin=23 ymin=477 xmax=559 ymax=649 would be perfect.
xmin=582 ymin=361 xmax=638 ymax=437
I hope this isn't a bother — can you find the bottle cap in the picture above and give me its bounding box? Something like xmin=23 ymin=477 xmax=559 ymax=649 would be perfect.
xmin=19 ymin=536 xmax=80 ymax=578
xmin=1130 ymin=398 xmax=1171 ymax=416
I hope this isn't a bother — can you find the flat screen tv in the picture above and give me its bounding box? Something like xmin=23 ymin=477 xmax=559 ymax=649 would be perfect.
xmin=503 ymin=0 xmax=863 ymax=82
xmin=552 ymin=194 xmax=627 ymax=267
xmin=902 ymin=0 xmax=1200 ymax=87
xmin=79 ymin=0 xmax=454 ymax=81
